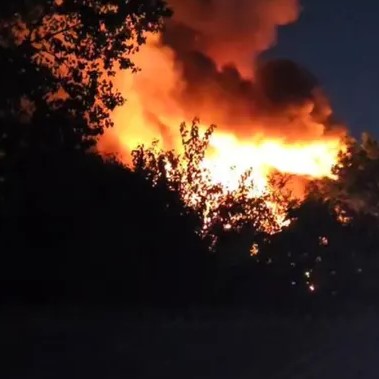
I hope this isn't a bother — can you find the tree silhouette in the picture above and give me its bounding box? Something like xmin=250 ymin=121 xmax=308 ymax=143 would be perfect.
xmin=132 ymin=119 xmax=293 ymax=247
xmin=0 ymin=1 xmax=220 ymax=306
xmin=0 ymin=149 xmax=211 ymax=305
xmin=0 ymin=0 xmax=171 ymax=150
xmin=0 ymin=0 xmax=172 ymax=254
xmin=131 ymin=122 xmax=379 ymax=310
xmin=317 ymin=133 xmax=379 ymax=218
xmin=131 ymin=120 xmax=316 ymax=308
xmin=255 ymin=183 xmax=379 ymax=311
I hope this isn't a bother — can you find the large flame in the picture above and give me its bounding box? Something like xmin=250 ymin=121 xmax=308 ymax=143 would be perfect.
xmin=97 ymin=1 xmax=346 ymax=232
xmin=203 ymin=132 xmax=341 ymax=194
xmin=98 ymin=35 xmax=344 ymax=195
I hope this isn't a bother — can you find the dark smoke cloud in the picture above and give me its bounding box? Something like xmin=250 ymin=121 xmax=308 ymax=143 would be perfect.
xmin=255 ymin=59 xmax=318 ymax=107
xmin=159 ymin=0 xmax=344 ymax=140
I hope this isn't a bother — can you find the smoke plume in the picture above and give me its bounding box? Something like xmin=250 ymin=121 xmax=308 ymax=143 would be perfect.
xmin=159 ymin=0 xmax=344 ymax=141
xmin=166 ymin=0 xmax=300 ymax=76
xmin=100 ymin=0 xmax=346 ymax=161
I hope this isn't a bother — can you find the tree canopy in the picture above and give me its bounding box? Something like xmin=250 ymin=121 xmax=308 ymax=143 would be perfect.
xmin=0 ymin=0 xmax=171 ymax=150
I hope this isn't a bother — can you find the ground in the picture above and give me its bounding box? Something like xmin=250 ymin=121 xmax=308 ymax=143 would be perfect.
xmin=1 ymin=306 xmax=378 ymax=378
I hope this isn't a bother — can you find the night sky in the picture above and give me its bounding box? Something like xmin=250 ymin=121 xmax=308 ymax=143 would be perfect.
xmin=264 ymin=0 xmax=379 ymax=137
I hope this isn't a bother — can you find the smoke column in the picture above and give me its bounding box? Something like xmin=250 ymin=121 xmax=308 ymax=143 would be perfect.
xmin=99 ymin=0 xmax=346 ymax=191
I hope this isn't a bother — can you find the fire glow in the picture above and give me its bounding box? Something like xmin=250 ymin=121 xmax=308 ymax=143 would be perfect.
xmin=98 ymin=0 xmax=346 ymax=233
xmin=202 ymin=133 xmax=341 ymax=194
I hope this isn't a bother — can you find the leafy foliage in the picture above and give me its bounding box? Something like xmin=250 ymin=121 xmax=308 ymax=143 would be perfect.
xmin=317 ymin=133 xmax=379 ymax=218
xmin=0 ymin=149 xmax=210 ymax=304
xmin=0 ymin=0 xmax=171 ymax=148
xmin=0 ymin=0 xmax=171 ymax=229
xmin=130 ymin=122 xmax=379 ymax=309
xmin=132 ymin=119 xmax=294 ymax=249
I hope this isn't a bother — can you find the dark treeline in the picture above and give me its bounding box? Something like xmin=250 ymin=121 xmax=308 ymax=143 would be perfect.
xmin=1 ymin=0 xmax=379 ymax=314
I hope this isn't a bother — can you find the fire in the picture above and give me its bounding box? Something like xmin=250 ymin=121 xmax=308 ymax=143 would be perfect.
xmin=97 ymin=1 xmax=346 ymax=236
xmin=202 ymin=132 xmax=341 ymax=195
xmin=98 ymin=35 xmax=343 ymax=192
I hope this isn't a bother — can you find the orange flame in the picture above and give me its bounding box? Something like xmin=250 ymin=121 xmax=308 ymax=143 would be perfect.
xmin=97 ymin=29 xmax=346 ymax=234
xmin=203 ymin=132 xmax=341 ymax=194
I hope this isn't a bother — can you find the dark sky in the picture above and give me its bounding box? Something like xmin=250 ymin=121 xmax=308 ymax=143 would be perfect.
xmin=264 ymin=0 xmax=379 ymax=137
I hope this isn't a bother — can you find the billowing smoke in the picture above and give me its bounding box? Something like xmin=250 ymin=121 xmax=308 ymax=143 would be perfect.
xmin=97 ymin=0 xmax=346 ymax=224
xmin=166 ymin=0 xmax=300 ymax=75
xmin=150 ymin=0 xmax=344 ymax=142
xmin=100 ymin=0 xmax=346 ymax=162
